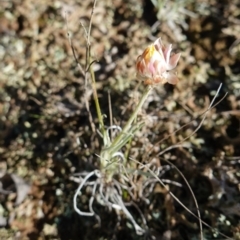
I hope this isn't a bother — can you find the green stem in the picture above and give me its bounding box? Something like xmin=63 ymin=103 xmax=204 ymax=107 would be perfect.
xmin=89 ymin=65 xmax=109 ymax=146
xmin=100 ymin=85 xmax=152 ymax=182
xmin=109 ymin=85 xmax=152 ymax=152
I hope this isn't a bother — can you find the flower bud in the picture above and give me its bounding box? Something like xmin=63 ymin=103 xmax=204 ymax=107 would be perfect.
xmin=136 ymin=38 xmax=181 ymax=85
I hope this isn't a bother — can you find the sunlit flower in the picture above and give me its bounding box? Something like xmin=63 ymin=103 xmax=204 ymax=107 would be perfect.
xmin=136 ymin=38 xmax=181 ymax=85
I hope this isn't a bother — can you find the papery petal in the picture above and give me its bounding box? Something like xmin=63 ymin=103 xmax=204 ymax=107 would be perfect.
xmin=167 ymin=53 xmax=181 ymax=70
xmin=166 ymin=72 xmax=179 ymax=85
xmin=148 ymin=61 xmax=156 ymax=75
xmin=162 ymin=44 xmax=172 ymax=65
xmin=155 ymin=60 xmax=167 ymax=75
xmin=136 ymin=55 xmax=147 ymax=75
xmin=154 ymin=38 xmax=165 ymax=60
xmin=153 ymin=38 xmax=162 ymax=51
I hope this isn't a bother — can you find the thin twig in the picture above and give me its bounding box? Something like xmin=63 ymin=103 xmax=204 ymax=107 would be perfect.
xmin=143 ymin=84 xmax=227 ymax=160
xmin=64 ymin=12 xmax=85 ymax=76
xmin=64 ymin=12 xmax=96 ymax=133
xmin=87 ymin=0 xmax=97 ymax=46
xmin=130 ymin=157 xmax=232 ymax=240
xmin=161 ymin=158 xmax=203 ymax=240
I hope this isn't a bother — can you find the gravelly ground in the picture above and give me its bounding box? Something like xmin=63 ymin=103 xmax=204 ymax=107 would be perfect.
xmin=0 ymin=0 xmax=240 ymax=239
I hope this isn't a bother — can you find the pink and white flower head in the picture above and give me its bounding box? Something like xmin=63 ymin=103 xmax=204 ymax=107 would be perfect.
xmin=136 ymin=38 xmax=181 ymax=85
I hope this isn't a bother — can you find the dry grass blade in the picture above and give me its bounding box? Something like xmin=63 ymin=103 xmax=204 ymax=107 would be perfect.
xmin=143 ymin=83 xmax=227 ymax=160
xmin=129 ymin=157 xmax=232 ymax=240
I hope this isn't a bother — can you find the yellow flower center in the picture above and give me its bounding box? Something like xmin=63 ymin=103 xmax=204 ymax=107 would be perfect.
xmin=142 ymin=45 xmax=155 ymax=64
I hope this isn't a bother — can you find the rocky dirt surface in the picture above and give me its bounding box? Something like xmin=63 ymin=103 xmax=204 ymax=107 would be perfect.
xmin=0 ymin=0 xmax=240 ymax=239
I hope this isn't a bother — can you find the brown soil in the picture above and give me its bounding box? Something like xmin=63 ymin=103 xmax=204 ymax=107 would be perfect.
xmin=0 ymin=0 xmax=240 ymax=239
